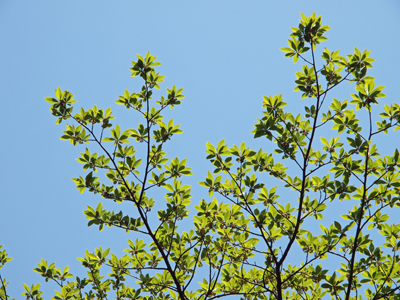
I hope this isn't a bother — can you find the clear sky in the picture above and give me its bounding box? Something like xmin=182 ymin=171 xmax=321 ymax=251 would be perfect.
xmin=1 ymin=0 xmax=400 ymax=298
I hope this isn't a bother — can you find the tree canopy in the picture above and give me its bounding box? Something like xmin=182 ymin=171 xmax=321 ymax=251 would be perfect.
xmin=2 ymin=12 xmax=400 ymax=300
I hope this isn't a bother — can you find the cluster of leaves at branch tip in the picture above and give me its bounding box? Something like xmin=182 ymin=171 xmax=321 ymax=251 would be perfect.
xmin=2 ymin=12 xmax=400 ymax=300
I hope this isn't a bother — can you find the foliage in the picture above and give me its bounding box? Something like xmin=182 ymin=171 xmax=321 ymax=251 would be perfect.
xmin=2 ymin=12 xmax=400 ymax=300
xmin=0 ymin=246 xmax=13 ymax=300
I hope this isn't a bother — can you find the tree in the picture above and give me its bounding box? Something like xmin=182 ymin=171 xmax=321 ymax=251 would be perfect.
xmin=2 ymin=12 xmax=400 ymax=300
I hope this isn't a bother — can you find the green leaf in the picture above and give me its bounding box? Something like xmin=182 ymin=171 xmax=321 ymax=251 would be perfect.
xmin=280 ymin=47 xmax=294 ymax=53
xmin=102 ymin=137 xmax=115 ymax=142
xmin=320 ymin=137 xmax=329 ymax=146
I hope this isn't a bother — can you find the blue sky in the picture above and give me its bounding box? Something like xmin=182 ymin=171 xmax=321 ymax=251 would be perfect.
xmin=1 ymin=0 xmax=400 ymax=298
